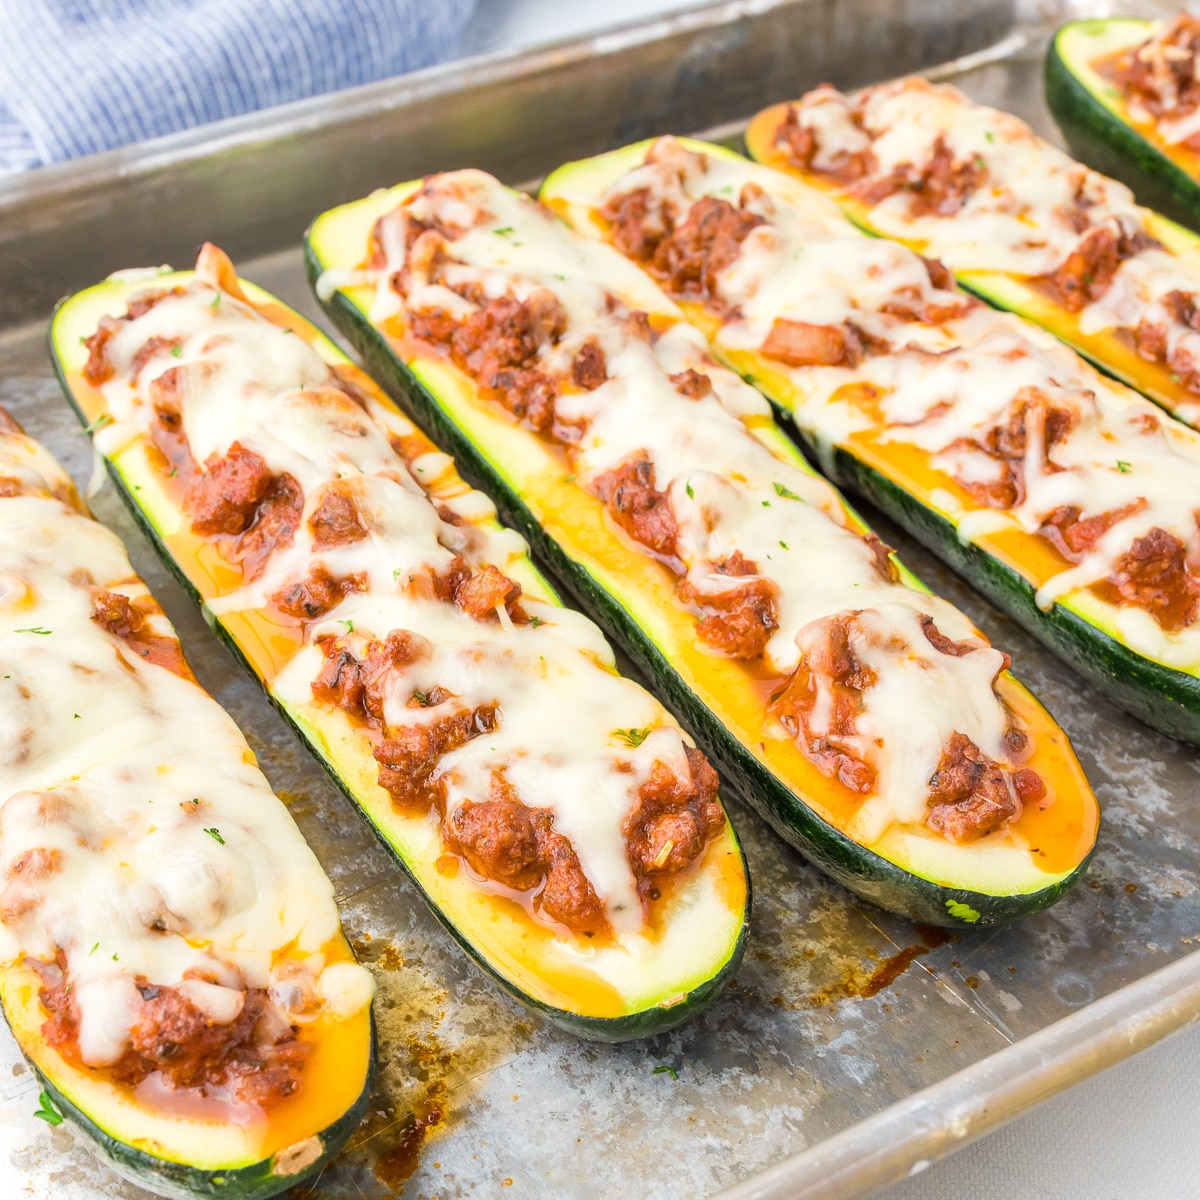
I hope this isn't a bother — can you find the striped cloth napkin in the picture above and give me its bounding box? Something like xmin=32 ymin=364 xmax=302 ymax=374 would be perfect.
xmin=0 ymin=0 xmax=476 ymax=174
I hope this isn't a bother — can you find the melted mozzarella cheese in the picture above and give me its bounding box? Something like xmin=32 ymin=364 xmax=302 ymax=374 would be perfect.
xmin=789 ymin=79 xmax=1200 ymax=415
xmin=604 ymin=138 xmax=1200 ymax=670
xmin=350 ymin=168 xmax=1028 ymax=838
xmin=96 ymin=277 xmax=705 ymax=941
xmin=0 ymin=441 xmax=373 ymax=1069
xmin=792 ymin=79 xmax=1143 ymax=277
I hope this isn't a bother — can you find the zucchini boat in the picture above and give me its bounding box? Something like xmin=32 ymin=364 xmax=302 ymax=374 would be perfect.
xmin=50 ymin=246 xmax=748 ymax=1042
xmin=541 ymin=135 xmax=1200 ymax=749
xmin=305 ymin=167 xmax=1098 ymax=927
xmin=1046 ymin=15 xmax=1200 ymax=236
xmin=745 ymin=77 xmax=1200 ymax=430
xmin=0 ymin=408 xmax=375 ymax=1197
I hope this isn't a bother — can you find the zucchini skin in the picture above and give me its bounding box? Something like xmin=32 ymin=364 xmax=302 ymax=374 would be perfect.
xmin=31 ymin=1035 xmax=376 ymax=1200
xmin=1045 ymin=21 xmax=1200 ymax=236
xmin=48 ymin=307 xmax=746 ymax=1044
xmin=304 ymin=243 xmax=1091 ymax=928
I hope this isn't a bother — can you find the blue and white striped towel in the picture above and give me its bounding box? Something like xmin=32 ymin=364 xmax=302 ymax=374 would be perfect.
xmin=0 ymin=0 xmax=476 ymax=175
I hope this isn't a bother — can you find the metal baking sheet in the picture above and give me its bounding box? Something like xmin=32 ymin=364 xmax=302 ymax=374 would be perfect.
xmin=1 ymin=1 xmax=1198 ymax=1197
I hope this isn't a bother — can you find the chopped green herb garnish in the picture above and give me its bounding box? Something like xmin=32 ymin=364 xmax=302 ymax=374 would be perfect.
xmin=761 ymin=500 xmax=771 ymax=507
xmin=210 ymin=293 xmax=222 ymax=308
xmin=652 ymin=1065 xmax=678 ymax=1080
xmin=1171 ymin=373 xmax=1182 ymax=384
xmin=685 ymin=480 xmax=694 ymax=499
xmin=412 ymin=689 xmax=430 ymax=706
xmin=203 ymin=827 xmax=225 ymax=845
xmin=564 ymin=474 xmax=576 ymax=484
xmin=111 ymin=953 xmax=119 ymax=961
xmin=339 ymin=619 xmax=354 ymax=633
xmin=974 ymin=156 xmax=986 ymax=170
xmin=15 ymin=627 xmax=51 ymax=635
xmin=530 ymin=616 xmax=543 ymax=628
xmin=613 ymin=727 xmax=650 ymax=748
xmin=73 ymin=713 xmax=80 ymax=720
xmin=1116 ymin=460 xmax=1132 ymax=474
xmin=553 ymin=273 xmax=567 ymax=281
xmin=33 ymin=1090 xmax=63 ymax=1127
xmin=170 ymin=343 xmax=184 ymax=358
xmin=89 ymin=942 xmax=98 ymax=955
xmin=773 ymin=482 xmax=800 ymax=500
xmin=494 ymin=226 xmax=515 ymax=237
xmin=84 ymin=413 xmax=113 ymax=435
xmin=779 ymin=540 xmax=789 ymax=550
xmin=984 ymin=131 xmax=994 ymax=143
xmin=167 ymin=467 xmax=178 ymax=477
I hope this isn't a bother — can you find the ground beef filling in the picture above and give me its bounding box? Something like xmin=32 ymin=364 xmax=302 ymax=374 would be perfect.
xmin=949 ymin=389 xmax=1074 ymax=510
xmin=90 ymin=589 xmax=189 ymax=677
xmin=38 ymin=958 xmax=306 ymax=1106
xmin=81 ymin=289 xmax=188 ymax=385
xmin=770 ymin=613 xmax=1040 ymax=840
xmin=184 ymin=442 xmax=304 ymax=581
xmin=1040 ymin=222 xmax=1158 ymax=312
xmin=678 ymin=551 xmax=780 ymax=660
xmin=926 ymin=733 xmax=1023 ymax=842
xmin=624 ymin=746 xmax=726 ymax=894
xmin=311 ymin=630 xmax=723 ymax=933
xmin=1135 ymin=290 xmax=1200 ymax=394
xmin=447 ymin=775 xmax=609 ymax=937
xmin=593 ymin=457 xmax=678 ymax=560
xmin=774 ymin=104 xmax=869 ymax=184
xmin=1112 ymin=14 xmax=1200 ymax=125
xmin=604 ymin=189 xmax=765 ymax=308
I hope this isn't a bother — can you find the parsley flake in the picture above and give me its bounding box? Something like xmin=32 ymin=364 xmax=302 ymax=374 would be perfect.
xmin=15 ymin=627 xmax=51 ymax=635
xmin=33 ymin=1091 xmax=63 ymax=1127
xmin=779 ymin=540 xmax=789 ymax=550
xmin=773 ymin=482 xmax=800 ymax=500
xmin=203 ymin=827 xmax=225 ymax=845
xmin=411 ymin=689 xmax=430 ymax=706
xmin=984 ymin=131 xmax=994 ymax=143
xmin=530 ymin=615 xmax=543 ymax=628
xmin=210 ymin=293 xmax=222 ymax=308
xmin=73 ymin=713 xmax=80 ymax=720
xmin=494 ymin=226 xmax=515 ymax=236
xmin=89 ymin=942 xmax=98 ymax=955
xmin=613 ymin=727 xmax=650 ymax=748
xmin=84 ymin=413 xmax=113 ymax=435
xmin=167 ymin=467 xmax=178 ymax=477
xmin=339 ymin=618 xmax=354 ymax=633
xmin=761 ymin=499 xmax=771 ymax=507
xmin=685 ymin=480 xmax=694 ymax=499
xmin=652 ymin=1065 xmax=678 ymax=1080
xmin=1116 ymin=460 xmax=1132 ymax=474
xmin=170 ymin=343 xmax=184 ymax=358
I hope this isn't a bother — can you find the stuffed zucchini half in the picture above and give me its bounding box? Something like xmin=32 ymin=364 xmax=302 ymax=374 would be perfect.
xmin=305 ymin=167 xmax=1097 ymax=927
xmin=0 ymin=409 xmax=374 ymax=1197
xmin=542 ymin=135 xmax=1200 ymax=751
xmin=745 ymin=77 xmax=1200 ymax=430
xmin=1046 ymin=16 xmax=1200 ymax=236
xmin=50 ymin=247 xmax=747 ymax=1042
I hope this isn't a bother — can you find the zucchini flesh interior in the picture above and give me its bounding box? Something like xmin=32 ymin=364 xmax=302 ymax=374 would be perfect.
xmin=543 ymin=136 xmax=1200 ymax=747
xmin=744 ymin=81 xmax=1200 ymax=430
xmin=50 ymin=258 xmax=748 ymax=1042
xmin=0 ymin=411 xmax=374 ymax=1198
xmin=305 ymin=169 xmax=1098 ymax=927
xmin=1046 ymin=17 xmax=1200 ymax=238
